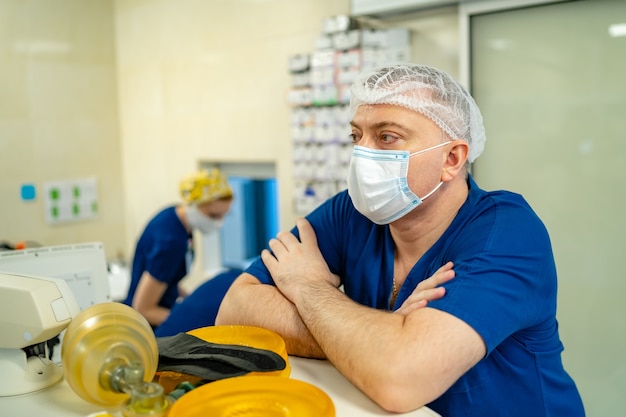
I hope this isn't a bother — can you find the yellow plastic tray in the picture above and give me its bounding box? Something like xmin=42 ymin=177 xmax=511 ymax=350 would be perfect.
xmin=168 ymin=375 xmax=335 ymax=417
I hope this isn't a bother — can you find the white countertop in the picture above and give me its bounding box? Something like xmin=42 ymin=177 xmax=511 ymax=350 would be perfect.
xmin=288 ymin=356 xmax=440 ymax=417
xmin=0 ymin=356 xmax=439 ymax=417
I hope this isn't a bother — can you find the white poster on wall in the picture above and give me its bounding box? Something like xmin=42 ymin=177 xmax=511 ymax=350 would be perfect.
xmin=43 ymin=177 xmax=99 ymax=224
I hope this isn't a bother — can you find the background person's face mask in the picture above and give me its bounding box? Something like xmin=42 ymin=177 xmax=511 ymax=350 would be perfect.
xmin=347 ymin=142 xmax=450 ymax=225
xmin=187 ymin=204 xmax=224 ymax=234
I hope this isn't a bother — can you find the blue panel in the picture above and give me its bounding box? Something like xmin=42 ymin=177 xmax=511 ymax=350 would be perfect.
xmin=220 ymin=176 xmax=280 ymax=270
xmin=20 ymin=184 xmax=36 ymax=201
xmin=254 ymin=178 xmax=280 ymax=252
xmin=220 ymin=177 xmax=256 ymax=269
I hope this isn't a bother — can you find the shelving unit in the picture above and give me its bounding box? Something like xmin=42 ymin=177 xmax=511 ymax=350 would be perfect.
xmin=287 ymin=15 xmax=412 ymax=215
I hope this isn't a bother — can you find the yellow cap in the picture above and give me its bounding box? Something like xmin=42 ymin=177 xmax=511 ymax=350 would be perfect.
xmin=179 ymin=168 xmax=232 ymax=205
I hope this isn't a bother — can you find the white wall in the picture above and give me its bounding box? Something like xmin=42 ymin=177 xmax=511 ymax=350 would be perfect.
xmin=0 ymin=0 xmax=126 ymax=260
xmin=113 ymin=0 xmax=352 ymax=259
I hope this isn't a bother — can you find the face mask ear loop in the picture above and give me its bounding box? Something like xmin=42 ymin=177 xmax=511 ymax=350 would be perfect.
xmin=419 ymin=181 xmax=444 ymax=201
xmin=408 ymin=140 xmax=452 ymax=157
xmin=410 ymin=139 xmax=451 ymax=202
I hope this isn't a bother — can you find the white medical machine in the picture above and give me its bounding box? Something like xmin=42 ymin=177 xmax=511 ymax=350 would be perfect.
xmin=0 ymin=272 xmax=81 ymax=395
xmin=0 ymin=242 xmax=112 ymax=311
xmin=0 ymin=242 xmax=112 ymax=396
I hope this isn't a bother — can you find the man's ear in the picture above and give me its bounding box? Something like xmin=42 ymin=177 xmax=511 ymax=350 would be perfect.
xmin=442 ymin=140 xmax=469 ymax=181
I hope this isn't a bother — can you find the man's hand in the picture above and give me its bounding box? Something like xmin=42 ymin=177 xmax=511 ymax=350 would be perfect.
xmin=261 ymin=217 xmax=340 ymax=303
xmin=394 ymin=261 xmax=455 ymax=316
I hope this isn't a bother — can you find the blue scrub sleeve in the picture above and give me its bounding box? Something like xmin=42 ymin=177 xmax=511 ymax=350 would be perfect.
xmin=154 ymin=269 xmax=243 ymax=337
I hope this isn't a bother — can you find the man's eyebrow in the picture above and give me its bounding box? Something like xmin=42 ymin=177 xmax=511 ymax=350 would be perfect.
xmin=350 ymin=120 xmax=413 ymax=132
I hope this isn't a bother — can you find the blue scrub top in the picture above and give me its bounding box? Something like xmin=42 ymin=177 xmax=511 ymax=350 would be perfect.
xmin=246 ymin=175 xmax=585 ymax=417
xmin=125 ymin=206 xmax=190 ymax=310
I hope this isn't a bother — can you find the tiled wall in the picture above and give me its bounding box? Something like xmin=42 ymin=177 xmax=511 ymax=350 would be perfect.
xmin=0 ymin=0 xmax=126 ymax=259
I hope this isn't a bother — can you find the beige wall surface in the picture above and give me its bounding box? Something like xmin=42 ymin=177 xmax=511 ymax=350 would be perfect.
xmin=113 ymin=1 xmax=460 ymax=261
xmin=1 ymin=0 xmax=458 ymax=262
xmin=0 ymin=0 xmax=126 ymax=259
xmin=384 ymin=6 xmax=460 ymax=79
xmin=113 ymin=0 xmax=352 ymax=259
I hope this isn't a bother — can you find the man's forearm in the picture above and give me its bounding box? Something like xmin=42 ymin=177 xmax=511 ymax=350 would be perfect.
xmin=215 ymin=274 xmax=325 ymax=358
xmin=290 ymin=280 xmax=485 ymax=413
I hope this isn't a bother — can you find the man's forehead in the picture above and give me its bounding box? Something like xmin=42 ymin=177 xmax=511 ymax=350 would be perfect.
xmin=351 ymin=104 xmax=433 ymax=128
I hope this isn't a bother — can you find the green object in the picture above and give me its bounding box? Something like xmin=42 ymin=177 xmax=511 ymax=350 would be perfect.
xmin=168 ymin=381 xmax=197 ymax=401
xmin=50 ymin=188 xmax=59 ymax=200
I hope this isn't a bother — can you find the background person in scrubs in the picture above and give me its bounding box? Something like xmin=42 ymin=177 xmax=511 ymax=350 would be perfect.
xmin=216 ymin=64 xmax=585 ymax=416
xmin=124 ymin=168 xmax=234 ymax=328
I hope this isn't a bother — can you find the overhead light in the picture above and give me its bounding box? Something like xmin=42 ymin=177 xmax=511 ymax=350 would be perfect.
xmin=608 ymin=23 xmax=626 ymax=38
xmin=488 ymin=38 xmax=513 ymax=51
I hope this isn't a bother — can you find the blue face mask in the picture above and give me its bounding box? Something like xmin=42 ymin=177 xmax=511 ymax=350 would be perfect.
xmin=346 ymin=141 xmax=451 ymax=225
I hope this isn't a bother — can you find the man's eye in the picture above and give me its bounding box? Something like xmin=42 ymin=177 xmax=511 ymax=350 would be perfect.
xmin=380 ymin=133 xmax=398 ymax=143
xmin=349 ymin=133 xmax=360 ymax=143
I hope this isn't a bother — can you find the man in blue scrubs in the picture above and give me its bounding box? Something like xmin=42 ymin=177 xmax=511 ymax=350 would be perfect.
xmin=216 ymin=64 xmax=585 ymax=416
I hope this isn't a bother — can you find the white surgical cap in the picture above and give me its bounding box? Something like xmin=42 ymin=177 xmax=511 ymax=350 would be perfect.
xmin=349 ymin=64 xmax=486 ymax=163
